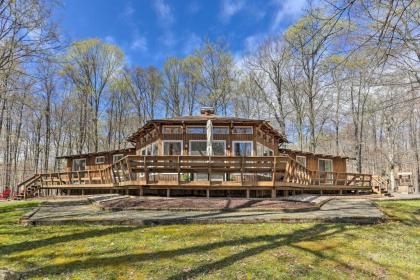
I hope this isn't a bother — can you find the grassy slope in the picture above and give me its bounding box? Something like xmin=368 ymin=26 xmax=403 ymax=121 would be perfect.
xmin=0 ymin=200 xmax=418 ymax=280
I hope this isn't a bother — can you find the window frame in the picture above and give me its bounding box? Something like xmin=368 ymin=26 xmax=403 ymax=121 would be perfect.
xmin=72 ymin=158 xmax=86 ymax=171
xmin=162 ymin=125 xmax=182 ymax=134
xmin=232 ymin=126 xmax=253 ymax=134
xmin=95 ymin=156 xmax=106 ymax=165
xmin=162 ymin=140 xmax=183 ymax=156
xmin=186 ymin=126 xmax=206 ymax=134
xmin=113 ymin=154 xmax=124 ymax=163
xmin=212 ymin=126 xmax=229 ymax=134
xmin=318 ymin=158 xmax=333 ymax=172
xmin=232 ymin=141 xmax=254 ymax=156
xmin=189 ymin=140 xmax=226 ymax=156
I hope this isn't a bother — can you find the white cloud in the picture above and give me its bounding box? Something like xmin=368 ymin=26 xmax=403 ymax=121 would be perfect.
xmin=104 ymin=35 xmax=115 ymax=44
xmin=271 ymin=0 xmax=307 ymax=31
xmin=219 ymin=0 xmax=244 ymax=23
xmin=183 ymin=33 xmax=202 ymax=54
xmin=153 ymin=0 xmax=174 ymax=26
xmin=130 ymin=36 xmax=147 ymax=52
xmin=244 ymin=34 xmax=265 ymax=53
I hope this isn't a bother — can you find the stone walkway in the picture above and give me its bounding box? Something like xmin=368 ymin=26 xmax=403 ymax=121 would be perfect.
xmin=22 ymin=196 xmax=386 ymax=225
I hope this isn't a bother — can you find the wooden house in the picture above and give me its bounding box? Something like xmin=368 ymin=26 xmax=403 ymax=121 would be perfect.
xmin=17 ymin=108 xmax=372 ymax=198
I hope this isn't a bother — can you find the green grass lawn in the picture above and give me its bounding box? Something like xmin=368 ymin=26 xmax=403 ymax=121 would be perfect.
xmin=0 ymin=200 xmax=419 ymax=279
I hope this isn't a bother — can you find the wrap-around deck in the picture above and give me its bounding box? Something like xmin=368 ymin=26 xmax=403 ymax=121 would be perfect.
xmin=20 ymin=155 xmax=372 ymax=198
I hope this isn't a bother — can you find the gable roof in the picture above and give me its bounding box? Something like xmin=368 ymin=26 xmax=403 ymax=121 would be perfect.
xmin=127 ymin=114 xmax=288 ymax=143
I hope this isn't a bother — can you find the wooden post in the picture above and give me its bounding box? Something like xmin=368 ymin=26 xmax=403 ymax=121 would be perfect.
xmin=144 ymin=156 xmax=149 ymax=184
xmin=206 ymin=189 xmax=210 ymax=198
xmin=320 ymin=189 xmax=323 ymax=195
xmin=166 ymin=189 xmax=170 ymax=197
xmin=240 ymin=157 xmax=244 ymax=184
xmin=81 ymin=189 xmax=85 ymax=195
xmin=139 ymin=187 xmax=143 ymax=196
xmin=246 ymin=189 xmax=250 ymax=199
xmin=271 ymin=189 xmax=276 ymax=199
xmin=272 ymin=157 xmax=277 ymax=187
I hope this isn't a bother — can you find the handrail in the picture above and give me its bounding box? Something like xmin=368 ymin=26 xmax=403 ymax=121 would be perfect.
xmin=20 ymin=155 xmax=373 ymax=189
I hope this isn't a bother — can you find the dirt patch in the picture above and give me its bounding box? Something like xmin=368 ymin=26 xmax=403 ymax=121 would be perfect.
xmin=100 ymin=197 xmax=315 ymax=211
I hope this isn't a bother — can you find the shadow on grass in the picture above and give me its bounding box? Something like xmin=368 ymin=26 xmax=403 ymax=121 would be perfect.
xmin=20 ymin=223 xmax=376 ymax=279
xmin=0 ymin=226 xmax=139 ymax=255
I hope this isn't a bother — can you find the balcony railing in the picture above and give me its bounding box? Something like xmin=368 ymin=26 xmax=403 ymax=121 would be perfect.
xmin=25 ymin=155 xmax=372 ymax=190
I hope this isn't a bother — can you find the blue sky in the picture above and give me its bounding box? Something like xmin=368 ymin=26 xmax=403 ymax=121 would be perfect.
xmin=59 ymin=0 xmax=308 ymax=67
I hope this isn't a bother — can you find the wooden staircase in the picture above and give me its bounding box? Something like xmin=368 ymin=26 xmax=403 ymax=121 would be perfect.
xmin=372 ymin=175 xmax=391 ymax=196
xmin=16 ymin=174 xmax=42 ymax=199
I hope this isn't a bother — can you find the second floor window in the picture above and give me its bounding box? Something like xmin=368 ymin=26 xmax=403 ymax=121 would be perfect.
xmin=187 ymin=127 xmax=206 ymax=134
xmin=233 ymin=126 xmax=253 ymax=134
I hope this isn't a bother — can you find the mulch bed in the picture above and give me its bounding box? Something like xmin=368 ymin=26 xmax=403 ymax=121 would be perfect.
xmin=100 ymin=197 xmax=315 ymax=211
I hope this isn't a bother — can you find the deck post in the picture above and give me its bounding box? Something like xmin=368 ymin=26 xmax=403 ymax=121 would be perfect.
xmin=166 ymin=189 xmax=170 ymax=197
xmin=125 ymin=189 xmax=129 ymax=195
xmin=246 ymin=189 xmax=250 ymax=199
xmin=320 ymin=189 xmax=323 ymax=195
xmin=139 ymin=187 xmax=143 ymax=196
xmin=339 ymin=189 xmax=343 ymax=195
xmin=206 ymin=189 xmax=210 ymax=198
xmin=271 ymin=189 xmax=276 ymax=199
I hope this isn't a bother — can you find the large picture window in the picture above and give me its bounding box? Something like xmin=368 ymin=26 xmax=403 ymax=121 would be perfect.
xmin=163 ymin=141 xmax=182 ymax=155
xmin=213 ymin=127 xmax=229 ymax=134
xmin=189 ymin=141 xmax=226 ymax=156
xmin=233 ymin=141 xmax=253 ymax=156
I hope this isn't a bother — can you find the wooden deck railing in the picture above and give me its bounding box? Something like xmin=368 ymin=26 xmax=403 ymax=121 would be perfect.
xmin=25 ymin=155 xmax=372 ymax=190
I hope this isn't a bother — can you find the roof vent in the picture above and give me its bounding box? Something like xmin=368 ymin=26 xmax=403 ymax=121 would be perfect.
xmin=200 ymin=107 xmax=215 ymax=115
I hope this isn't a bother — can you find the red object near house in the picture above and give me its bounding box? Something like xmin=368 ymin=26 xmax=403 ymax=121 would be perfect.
xmin=0 ymin=187 xmax=12 ymax=200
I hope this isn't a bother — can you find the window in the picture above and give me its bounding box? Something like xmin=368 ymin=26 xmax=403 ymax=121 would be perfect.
xmin=296 ymin=156 xmax=306 ymax=168
xmin=72 ymin=158 xmax=86 ymax=171
xmin=151 ymin=143 xmax=158 ymax=155
xmin=162 ymin=126 xmax=182 ymax=134
xmin=257 ymin=143 xmax=273 ymax=156
xmin=233 ymin=126 xmax=253 ymax=134
xmin=187 ymin=126 xmax=206 ymax=134
xmin=213 ymin=127 xmax=229 ymax=134
xmin=113 ymin=154 xmax=123 ymax=163
xmin=318 ymin=159 xmax=333 ymax=172
xmin=95 ymin=156 xmax=105 ymax=164
xmin=233 ymin=141 xmax=253 ymax=156
xmin=189 ymin=141 xmax=226 ymax=156
xmin=163 ymin=141 xmax=182 ymax=155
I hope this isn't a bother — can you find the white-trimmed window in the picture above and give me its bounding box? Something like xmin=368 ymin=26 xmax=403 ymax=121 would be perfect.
xmin=233 ymin=141 xmax=253 ymax=156
xmin=113 ymin=154 xmax=124 ymax=163
xmin=189 ymin=140 xmax=226 ymax=156
xmin=213 ymin=127 xmax=229 ymax=134
xmin=163 ymin=140 xmax=183 ymax=155
xmin=233 ymin=126 xmax=253 ymax=134
xmin=95 ymin=156 xmax=105 ymax=164
xmin=162 ymin=126 xmax=182 ymax=134
xmin=296 ymin=156 xmax=306 ymax=168
xmin=187 ymin=126 xmax=206 ymax=134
